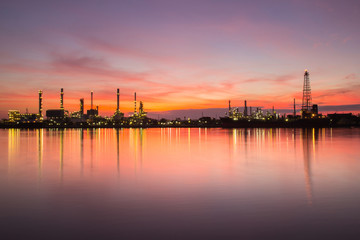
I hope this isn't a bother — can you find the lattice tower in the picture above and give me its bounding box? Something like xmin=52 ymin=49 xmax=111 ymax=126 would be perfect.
xmin=302 ymin=70 xmax=312 ymax=111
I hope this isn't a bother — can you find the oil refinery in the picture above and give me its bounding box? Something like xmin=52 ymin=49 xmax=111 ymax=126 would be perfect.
xmin=2 ymin=70 xmax=360 ymax=128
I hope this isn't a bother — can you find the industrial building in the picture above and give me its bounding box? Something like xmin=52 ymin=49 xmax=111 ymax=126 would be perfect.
xmin=86 ymin=91 xmax=98 ymax=117
xmin=5 ymin=69 xmax=356 ymax=128
xmin=46 ymin=109 xmax=65 ymax=120
xmin=8 ymin=110 xmax=21 ymax=122
xmin=113 ymin=88 xmax=124 ymax=120
xmin=46 ymin=88 xmax=67 ymax=120
xmin=227 ymin=99 xmax=278 ymax=121
xmin=131 ymin=92 xmax=147 ymax=119
xmin=7 ymin=89 xmax=44 ymax=123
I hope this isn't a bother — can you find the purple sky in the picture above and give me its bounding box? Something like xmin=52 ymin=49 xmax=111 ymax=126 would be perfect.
xmin=0 ymin=0 xmax=359 ymax=118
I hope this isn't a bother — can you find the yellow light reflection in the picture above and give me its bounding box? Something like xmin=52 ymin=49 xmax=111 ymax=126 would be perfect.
xmin=188 ymin=128 xmax=191 ymax=152
xmin=303 ymin=129 xmax=314 ymax=206
xmin=37 ymin=129 xmax=43 ymax=180
xmin=80 ymin=129 xmax=84 ymax=175
xmin=116 ymin=128 xmax=120 ymax=174
xmin=312 ymin=128 xmax=316 ymax=159
xmin=8 ymin=129 xmax=20 ymax=172
xmin=233 ymin=128 xmax=237 ymax=153
xmin=60 ymin=130 xmax=64 ymax=179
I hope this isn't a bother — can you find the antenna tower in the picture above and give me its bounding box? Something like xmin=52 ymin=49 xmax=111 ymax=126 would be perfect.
xmin=302 ymin=70 xmax=312 ymax=112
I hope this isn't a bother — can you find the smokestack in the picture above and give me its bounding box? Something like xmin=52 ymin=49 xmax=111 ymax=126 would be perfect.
xmin=117 ymin=89 xmax=120 ymax=111
xmin=244 ymin=100 xmax=247 ymax=116
xmin=134 ymin=92 xmax=137 ymax=115
xmin=80 ymin=98 xmax=84 ymax=116
xmin=294 ymin=98 xmax=296 ymax=116
xmin=60 ymin=88 xmax=64 ymax=110
xmin=91 ymin=91 xmax=93 ymax=110
xmin=228 ymin=100 xmax=231 ymax=113
xmin=39 ymin=90 xmax=43 ymax=120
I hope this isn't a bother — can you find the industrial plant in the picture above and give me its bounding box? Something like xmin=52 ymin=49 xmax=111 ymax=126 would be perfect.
xmin=5 ymin=87 xmax=166 ymax=127
xmin=2 ymin=70 xmax=360 ymax=128
xmin=220 ymin=70 xmax=333 ymax=127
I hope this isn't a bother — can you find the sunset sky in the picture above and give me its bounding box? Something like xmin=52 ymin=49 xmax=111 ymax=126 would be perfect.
xmin=0 ymin=0 xmax=359 ymax=118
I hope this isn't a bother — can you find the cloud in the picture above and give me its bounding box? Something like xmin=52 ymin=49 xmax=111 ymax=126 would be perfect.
xmin=344 ymin=73 xmax=357 ymax=80
xmin=242 ymin=74 xmax=296 ymax=85
xmin=319 ymin=104 xmax=360 ymax=112
xmin=50 ymin=53 xmax=154 ymax=84
xmin=74 ymin=36 xmax=183 ymax=66
xmin=314 ymin=83 xmax=360 ymax=98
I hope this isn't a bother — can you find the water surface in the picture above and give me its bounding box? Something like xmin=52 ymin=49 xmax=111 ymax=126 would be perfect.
xmin=1 ymin=128 xmax=360 ymax=239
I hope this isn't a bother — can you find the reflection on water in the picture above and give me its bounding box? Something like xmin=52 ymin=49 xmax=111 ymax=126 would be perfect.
xmin=80 ymin=129 xmax=84 ymax=175
xmin=116 ymin=128 xmax=119 ymax=173
xmin=60 ymin=129 xmax=64 ymax=179
xmin=37 ymin=129 xmax=43 ymax=180
xmin=1 ymin=128 xmax=360 ymax=239
xmin=302 ymin=129 xmax=315 ymax=205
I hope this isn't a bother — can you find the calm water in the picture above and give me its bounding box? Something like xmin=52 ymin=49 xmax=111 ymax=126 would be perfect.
xmin=1 ymin=128 xmax=360 ymax=239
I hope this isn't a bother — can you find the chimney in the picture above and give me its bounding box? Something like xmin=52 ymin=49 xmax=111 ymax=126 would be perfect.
xmin=60 ymin=88 xmax=64 ymax=110
xmin=117 ymin=89 xmax=120 ymax=111
xmin=91 ymin=91 xmax=93 ymax=110
xmin=294 ymin=98 xmax=296 ymax=116
xmin=244 ymin=100 xmax=247 ymax=116
xmin=80 ymin=98 xmax=84 ymax=116
xmin=39 ymin=90 xmax=43 ymax=120
xmin=134 ymin=92 xmax=137 ymax=115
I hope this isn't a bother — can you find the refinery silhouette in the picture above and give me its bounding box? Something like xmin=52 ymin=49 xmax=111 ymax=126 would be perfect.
xmin=2 ymin=70 xmax=359 ymax=128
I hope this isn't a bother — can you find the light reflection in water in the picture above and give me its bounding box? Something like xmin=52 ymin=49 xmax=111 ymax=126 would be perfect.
xmin=1 ymin=128 xmax=360 ymax=239
xmin=116 ymin=128 xmax=120 ymax=173
xmin=90 ymin=128 xmax=94 ymax=169
xmin=80 ymin=129 xmax=84 ymax=175
xmin=37 ymin=129 xmax=43 ymax=180
xmin=302 ymin=129 xmax=315 ymax=205
xmin=7 ymin=128 xmax=20 ymax=172
xmin=60 ymin=129 xmax=64 ymax=179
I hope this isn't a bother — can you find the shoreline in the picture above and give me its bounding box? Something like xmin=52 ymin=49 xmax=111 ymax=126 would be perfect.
xmin=1 ymin=125 xmax=359 ymax=129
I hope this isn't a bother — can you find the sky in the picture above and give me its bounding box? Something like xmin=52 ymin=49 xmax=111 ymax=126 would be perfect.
xmin=0 ymin=0 xmax=359 ymax=119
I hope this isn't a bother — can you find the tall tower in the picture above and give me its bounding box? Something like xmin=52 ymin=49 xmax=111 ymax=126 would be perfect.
xmin=302 ymin=70 xmax=312 ymax=113
xmin=134 ymin=92 xmax=137 ymax=116
xmin=139 ymin=101 xmax=144 ymax=115
xmin=117 ymin=88 xmax=120 ymax=112
xmin=113 ymin=89 xmax=124 ymax=119
xmin=80 ymin=98 xmax=84 ymax=116
xmin=228 ymin=100 xmax=231 ymax=115
xmin=38 ymin=90 xmax=43 ymax=120
xmin=244 ymin=100 xmax=248 ymax=116
xmin=91 ymin=91 xmax=94 ymax=110
xmin=293 ymin=98 xmax=296 ymax=117
xmin=60 ymin=88 xmax=64 ymax=110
